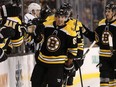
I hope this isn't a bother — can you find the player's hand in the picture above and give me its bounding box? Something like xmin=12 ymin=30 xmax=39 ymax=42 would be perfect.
xmin=73 ymin=58 xmax=84 ymax=70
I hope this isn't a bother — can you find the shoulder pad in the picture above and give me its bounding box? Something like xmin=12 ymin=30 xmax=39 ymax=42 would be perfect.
xmin=98 ymin=19 xmax=106 ymax=26
xmin=46 ymin=15 xmax=55 ymax=22
xmin=43 ymin=20 xmax=54 ymax=28
xmin=111 ymin=20 xmax=116 ymax=27
xmin=8 ymin=17 xmax=22 ymax=24
xmin=63 ymin=24 xmax=77 ymax=36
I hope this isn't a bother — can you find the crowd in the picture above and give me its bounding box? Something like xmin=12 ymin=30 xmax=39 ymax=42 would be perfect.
xmin=0 ymin=0 xmax=116 ymax=87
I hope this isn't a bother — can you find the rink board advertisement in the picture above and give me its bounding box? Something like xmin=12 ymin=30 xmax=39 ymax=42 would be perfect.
xmin=74 ymin=47 xmax=100 ymax=87
xmin=9 ymin=54 xmax=35 ymax=87
xmin=0 ymin=60 xmax=9 ymax=87
xmin=0 ymin=54 xmax=35 ymax=87
xmin=0 ymin=47 xmax=99 ymax=87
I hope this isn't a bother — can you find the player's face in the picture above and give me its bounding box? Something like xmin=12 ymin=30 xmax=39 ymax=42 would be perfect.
xmin=35 ymin=9 xmax=41 ymax=17
xmin=55 ymin=15 xmax=66 ymax=26
xmin=27 ymin=25 xmax=36 ymax=33
xmin=105 ymin=9 xmax=114 ymax=21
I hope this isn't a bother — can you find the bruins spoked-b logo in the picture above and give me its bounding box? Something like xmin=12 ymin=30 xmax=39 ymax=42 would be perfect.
xmin=47 ymin=35 xmax=61 ymax=52
xmin=102 ymin=30 xmax=111 ymax=44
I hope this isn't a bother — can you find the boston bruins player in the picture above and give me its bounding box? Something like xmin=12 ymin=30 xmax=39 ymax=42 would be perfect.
xmin=1 ymin=3 xmax=23 ymax=48
xmin=59 ymin=3 xmax=95 ymax=86
xmin=31 ymin=9 xmax=78 ymax=87
xmin=0 ymin=2 xmax=24 ymax=62
xmin=95 ymin=3 xmax=116 ymax=86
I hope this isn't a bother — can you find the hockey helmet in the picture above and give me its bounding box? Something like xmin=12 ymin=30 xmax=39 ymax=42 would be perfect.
xmin=105 ymin=3 xmax=116 ymax=12
xmin=60 ymin=2 xmax=72 ymax=11
xmin=55 ymin=9 xmax=68 ymax=17
xmin=105 ymin=3 xmax=116 ymax=17
xmin=60 ymin=2 xmax=73 ymax=18
xmin=28 ymin=3 xmax=41 ymax=13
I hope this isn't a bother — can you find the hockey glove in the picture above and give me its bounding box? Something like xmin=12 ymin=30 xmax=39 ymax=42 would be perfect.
xmin=0 ymin=27 xmax=15 ymax=40
xmin=73 ymin=58 xmax=84 ymax=70
xmin=3 ymin=45 xmax=12 ymax=54
xmin=64 ymin=60 xmax=75 ymax=76
xmin=32 ymin=18 xmax=46 ymax=26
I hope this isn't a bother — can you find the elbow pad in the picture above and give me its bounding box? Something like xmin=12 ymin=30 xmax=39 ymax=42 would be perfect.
xmin=0 ymin=27 xmax=15 ymax=39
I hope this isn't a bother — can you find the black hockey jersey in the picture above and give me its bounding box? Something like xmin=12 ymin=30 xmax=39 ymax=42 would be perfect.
xmin=95 ymin=18 xmax=116 ymax=57
xmin=36 ymin=20 xmax=78 ymax=64
xmin=66 ymin=19 xmax=84 ymax=58
xmin=1 ymin=17 xmax=24 ymax=47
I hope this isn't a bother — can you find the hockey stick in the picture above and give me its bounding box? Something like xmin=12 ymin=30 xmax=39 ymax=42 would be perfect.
xmin=75 ymin=16 xmax=84 ymax=87
xmin=62 ymin=15 xmax=79 ymax=87
xmin=74 ymin=41 xmax=96 ymax=87
xmin=74 ymin=41 xmax=96 ymax=61
xmin=78 ymin=64 xmax=83 ymax=87
xmin=63 ymin=75 xmax=69 ymax=87
xmin=82 ymin=41 xmax=96 ymax=59
xmin=73 ymin=41 xmax=96 ymax=62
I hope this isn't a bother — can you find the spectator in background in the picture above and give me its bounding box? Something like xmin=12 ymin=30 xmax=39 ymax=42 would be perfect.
xmin=92 ymin=0 xmax=104 ymax=21
xmin=82 ymin=7 xmax=91 ymax=28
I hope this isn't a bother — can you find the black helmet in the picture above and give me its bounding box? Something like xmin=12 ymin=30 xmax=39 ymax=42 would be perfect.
xmin=55 ymin=9 xmax=68 ymax=17
xmin=60 ymin=2 xmax=72 ymax=11
xmin=60 ymin=3 xmax=73 ymax=18
xmin=105 ymin=3 xmax=116 ymax=12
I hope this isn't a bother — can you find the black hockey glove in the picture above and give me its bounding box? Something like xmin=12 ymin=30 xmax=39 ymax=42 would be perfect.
xmin=3 ymin=45 xmax=12 ymax=54
xmin=32 ymin=18 xmax=46 ymax=26
xmin=64 ymin=63 xmax=75 ymax=76
xmin=73 ymin=58 xmax=84 ymax=70
xmin=40 ymin=5 xmax=52 ymax=19
xmin=0 ymin=27 xmax=15 ymax=40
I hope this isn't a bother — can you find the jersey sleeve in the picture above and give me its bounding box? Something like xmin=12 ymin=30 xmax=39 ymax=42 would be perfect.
xmin=82 ymin=24 xmax=95 ymax=42
xmin=67 ymin=36 xmax=77 ymax=59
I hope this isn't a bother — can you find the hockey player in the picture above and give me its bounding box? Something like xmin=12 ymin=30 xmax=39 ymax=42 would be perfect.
xmin=24 ymin=3 xmax=41 ymax=24
xmin=41 ymin=2 xmax=95 ymax=86
xmin=0 ymin=1 xmax=23 ymax=61
xmin=24 ymin=3 xmax=41 ymax=52
xmin=24 ymin=3 xmax=52 ymax=53
xmin=94 ymin=3 xmax=116 ymax=86
xmin=31 ymin=8 xmax=78 ymax=87
xmin=60 ymin=2 xmax=95 ymax=86
xmin=0 ymin=1 xmax=24 ymax=53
